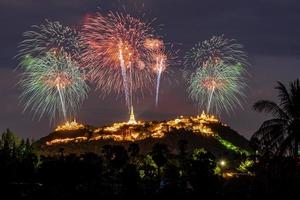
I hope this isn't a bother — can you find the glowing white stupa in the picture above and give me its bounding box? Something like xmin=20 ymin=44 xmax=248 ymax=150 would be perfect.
xmin=127 ymin=106 xmax=137 ymax=125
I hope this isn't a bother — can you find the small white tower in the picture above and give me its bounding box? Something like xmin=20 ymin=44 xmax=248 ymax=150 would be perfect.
xmin=127 ymin=106 xmax=137 ymax=125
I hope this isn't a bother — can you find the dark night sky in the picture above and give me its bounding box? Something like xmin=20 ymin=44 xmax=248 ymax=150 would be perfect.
xmin=1 ymin=0 xmax=300 ymax=140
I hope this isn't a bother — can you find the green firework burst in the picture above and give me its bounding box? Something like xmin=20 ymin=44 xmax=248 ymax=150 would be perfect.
xmin=19 ymin=52 xmax=89 ymax=122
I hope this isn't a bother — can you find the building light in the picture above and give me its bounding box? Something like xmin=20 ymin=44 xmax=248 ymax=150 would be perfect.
xmin=47 ymin=111 xmax=221 ymax=145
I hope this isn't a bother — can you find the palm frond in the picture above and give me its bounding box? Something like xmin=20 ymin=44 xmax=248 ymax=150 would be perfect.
xmin=258 ymin=118 xmax=286 ymax=130
xmin=253 ymin=100 xmax=288 ymax=119
xmin=276 ymin=134 xmax=293 ymax=156
xmin=252 ymin=119 xmax=285 ymax=154
xmin=253 ymin=79 xmax=300 ymax=157
xmin=289 ymin=79 xmax=300 ymax=117
xmin=275 ymin=81 xmax=292 ymax=116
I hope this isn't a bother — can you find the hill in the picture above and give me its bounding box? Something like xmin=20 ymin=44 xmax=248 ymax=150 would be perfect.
xmin=35 ymin=112 xmax=252 ymax=159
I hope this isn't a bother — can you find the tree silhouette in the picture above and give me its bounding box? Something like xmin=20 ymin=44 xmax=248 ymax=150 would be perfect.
xmin=188 ymin=148 xmax=218 ymax=196
xmin=151 ymin=143 xmax=169 ymax=169
xmin=178 ymin=139 xmax=188 ymax=156
xmin=0 ymin=129 xmax=19 ymax=157
xmin=128 ymin=143 xmax=140 ymax=158
xmin=110 ymin=145 xmax=128 ymax=170
xmin=252 ymin=79 xmax=300 ymax=158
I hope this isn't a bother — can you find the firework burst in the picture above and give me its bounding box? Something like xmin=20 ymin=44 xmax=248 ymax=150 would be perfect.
xmin=18 ymin=20 xmax=83 ymax=60
xmin=81 ymin=11 xmax=159 ymax=111
xmin=185 ymin=35 xmax=248 ymax=114
xmin=188 ymin=61 xmax=245 ymax=114
xmin=19 ymin=52 xmax=89 ymax=122
xmin=185 ymin=35 xmax=248 ymax=70
xmin=143 ymin=38 xmax=169 ymax=106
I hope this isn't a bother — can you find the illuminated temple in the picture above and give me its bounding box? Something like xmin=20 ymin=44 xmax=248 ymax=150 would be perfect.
xmin=55 ymin=119 xmax=85 ymax=132
xmin=127 ymin=106 xmax=137 ymax=125
xmin=46 ymin=112 xmax=223 ymax=146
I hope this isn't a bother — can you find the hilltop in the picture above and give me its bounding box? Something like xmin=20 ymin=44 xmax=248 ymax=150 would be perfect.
xmin=35 ymin=112 xmax=252 ymax=159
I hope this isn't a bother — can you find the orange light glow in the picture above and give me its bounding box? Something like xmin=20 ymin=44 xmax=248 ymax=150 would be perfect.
xmin=144 ymin=38 xmax=164 ymax=50
xmin=46 ymin=112 xmax=221 ymax=146
xmin=55 ymin=120 xmax=85 ymax=131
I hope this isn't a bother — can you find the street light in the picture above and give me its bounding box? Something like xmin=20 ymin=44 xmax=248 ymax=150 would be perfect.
xmin=220 ymin=159 xmax=226 ymax=167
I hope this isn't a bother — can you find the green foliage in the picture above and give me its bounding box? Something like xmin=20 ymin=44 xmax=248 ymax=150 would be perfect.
xmin=138 ymin=154 xmax=158 ymax=179
xmin=0 ymin=129 xmax=20 ymax=148
xmin=237 ymin=158 xmax=254 ymax=173
xmin=192 ymin=148 xmax=207 ymax=160
xmin=216 ymin=135 xmax=250 ymax=156
xmin=0 ymin=129 xmax=34 ymax=159
xmin=214 ymin=166 xmax=221 ymax=175
xmin=190 ymin=148 xmax=216 ymax=175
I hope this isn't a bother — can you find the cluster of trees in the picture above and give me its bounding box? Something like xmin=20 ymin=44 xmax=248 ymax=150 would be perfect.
xmin=0 ymin=130 xmax=221 ymax=199
xmin=0 ymin=129 xmax=33 ymax=157
xmin=0 ymin=128 xmax=299 ymax=199
xmin=0 ymin=79 xmax=300 ymax=199
xmin=0 ymin=129 xmax=37 ymax=182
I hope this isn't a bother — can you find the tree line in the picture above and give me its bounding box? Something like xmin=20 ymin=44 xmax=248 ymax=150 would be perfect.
xmin=0 ymin=79 xmax=300 ymax=199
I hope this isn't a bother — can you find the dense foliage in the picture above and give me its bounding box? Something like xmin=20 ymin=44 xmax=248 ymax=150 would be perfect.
xmin=252 ymin=79 xmax=300 ymax=157
xmin=0 ymin=129 xmax=299 ymax=199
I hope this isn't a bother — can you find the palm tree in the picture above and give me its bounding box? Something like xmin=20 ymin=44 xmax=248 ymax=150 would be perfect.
xmin=251 ymin=79 xmax=300 ymax=158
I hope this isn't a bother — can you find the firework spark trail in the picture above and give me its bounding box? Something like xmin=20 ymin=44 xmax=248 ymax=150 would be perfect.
xmin=81 ymin=11 xmax=158 ymax=112
xmin=19 ymin=52 xmax=89 ymax=122
xmin=187 ymin=61 xmax=246 ymax=114
xmin=143 ymin=38 xmax=169 ymax=107
xmin=17 ymin=20 xmax=88 ymax=123
xmin=206 ymin=84 xmax=215 ymax=114
xmin=129 ymin=62 xmax=133 ymax=111
xmin=155 ymin=57 xmax=165 ymax=106
xmin=56 ymin=84 xmax=67 ymax=121
xmin=118 ymin=47 xmax=130 ymax=108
